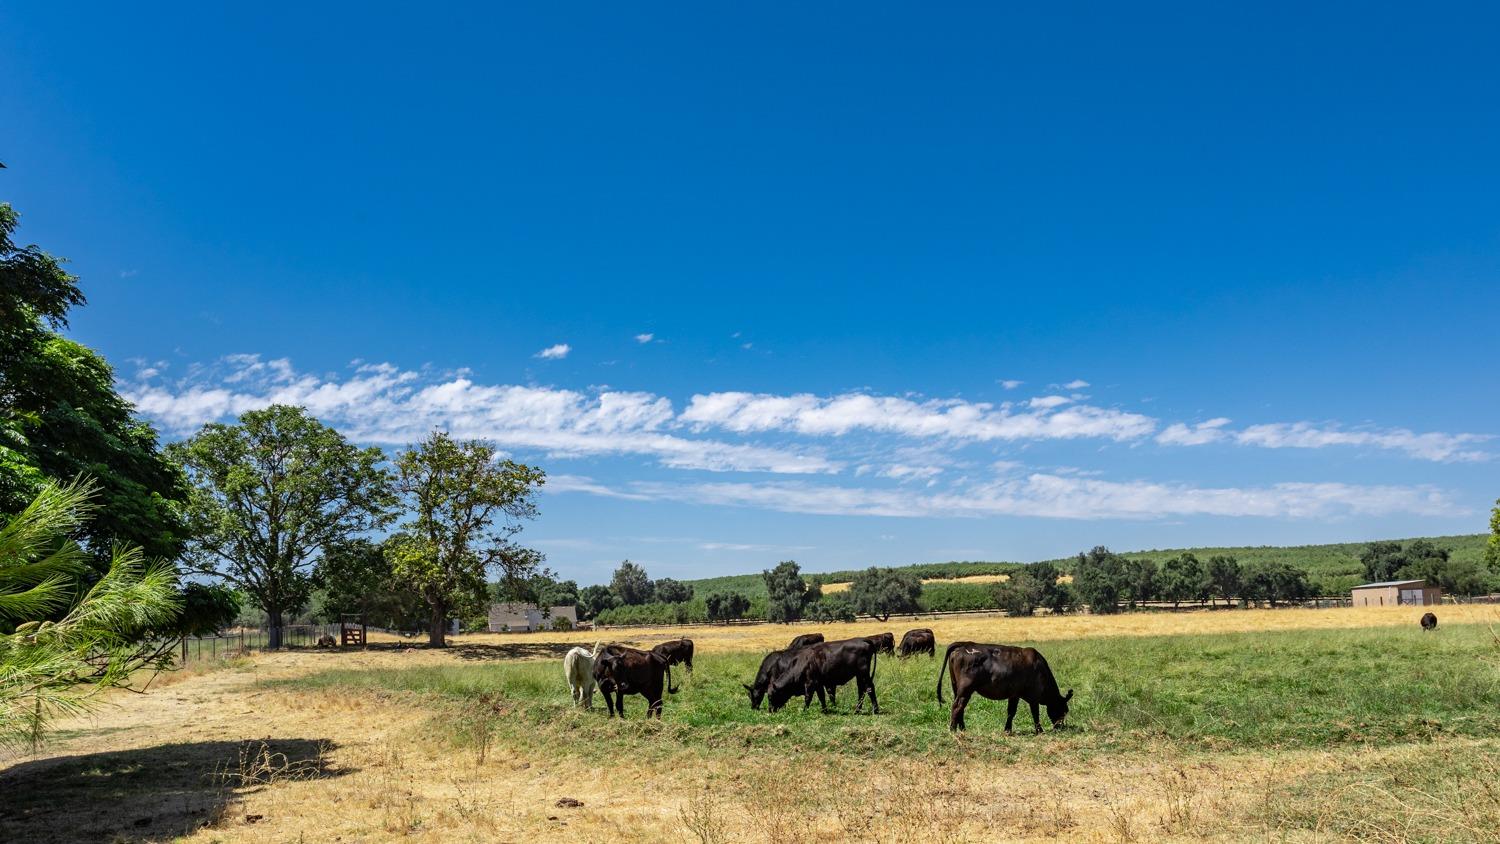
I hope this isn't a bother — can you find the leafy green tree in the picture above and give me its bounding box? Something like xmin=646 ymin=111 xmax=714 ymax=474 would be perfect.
xmin=578 ymin=584 xmax=618 ymax=620
xmin=1072 ymin=546 xmax=1128 ymax=614
xmin=610 ymin=560 xmax=654 ymax=605
xmin=1123 ymin=557 xmax=1158 ymax=609
xmin=763 ymin=560 xmax=811 ymax=623
xmin=1398 ymin=552 xmax=1493 ymax=596
xmin=1206 ymin=554 xmax=1241 ymax=607
xmin=1242 ymin=561 xmax=1311 ymax=607
xmin=175 ymin=582 xmax=243 ymax=637
xmin=653 ymin=578 xmax=693 ymax=604
xmin=0 ymin=203 xmax=188 ymax=562
xmin=705 ymin=591 xmax=750 ymax=623
xmin=848 ymin=566 xmax=923 ymax=621
xmin=1488 ymin=498 xmax=1500 ymax=571
xmin=809 ymin=594 xmax=856 ymax=622
xmin=0 ymin=480 xmax=180 ymax=749
xmin=1360 ymin=541 xmax=1407 ymax=582
xmin=994 ymin=568 xmax=1045 ymax=616
xmin=315 ymin=538 xmax=427 ymax=630
xmin=170 ymin=405 xmax=395 ymax=648
xmin=1159 ymin=553 xmax=1207 ymax=608
xmin=391 ymin=432 xmax=546 ymax=647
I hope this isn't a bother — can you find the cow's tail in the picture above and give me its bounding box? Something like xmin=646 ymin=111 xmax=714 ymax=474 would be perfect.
xmin=935 ymin=641 xmax=962 ymax=703
xmin=590 ymin=639 xmax=602 ymax=658
xmin=870 ymin=645 xmax=879 ymax=681
xmin=666 ymin=662 xmax=679 ymax=695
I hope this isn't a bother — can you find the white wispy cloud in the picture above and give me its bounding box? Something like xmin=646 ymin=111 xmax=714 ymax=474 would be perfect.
xmin=575 ymin=474 xmax=1460 ymax=521
xmin=1063 ymin=379 xmax=1090 ymax=389
xmin=680 ymin=391 xmax=1156 ymax=442
xmin=535 ymin=343 xmax=571 ymax=360
xmin=634 ymin=333 xmax=654 ymax=344
xmin=998 ymin=379 xmax=1023 ymax=390
xmin=1156 ymin=417 xmax=1233 ymax=446
xmin=124 ymin=356 xmax=836 ymax=475
xmin=1232 ymin=422 xmax=1490 ymax=463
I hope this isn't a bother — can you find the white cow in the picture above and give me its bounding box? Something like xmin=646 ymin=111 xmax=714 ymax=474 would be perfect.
xmin=563 ymin=642 xmax=601 ymax=708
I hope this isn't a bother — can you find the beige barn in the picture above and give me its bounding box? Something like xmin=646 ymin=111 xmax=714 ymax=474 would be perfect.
xmin=1350 ymin=579 xmax=1441 ymax=607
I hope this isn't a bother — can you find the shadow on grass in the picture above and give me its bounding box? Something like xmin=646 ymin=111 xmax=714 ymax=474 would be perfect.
xmin=0 ymin=738 xmax=348 ymax=843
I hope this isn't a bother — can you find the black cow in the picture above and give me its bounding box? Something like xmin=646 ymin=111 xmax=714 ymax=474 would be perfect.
xmin=592 ymin=644 xmax=679 ymax=719
xmin=936 ymin=641 xmax=1072 ymax=733
xmin=745 ymin=648 xmax=832 ymax=709
xmin=1420 ymin=612 xmax=1438 ymax=631
xmin=898 ymin=628 xmax=935 ymax=658
xmin=862 ymin=632 xmax=896 ymax=655
xmin=765 ymin=638 xmax=880 ymax=714
xmin=788 ymin=632 xmax=825 ymax=650
xmin=651 ymin=638 xmax=695 ymax=672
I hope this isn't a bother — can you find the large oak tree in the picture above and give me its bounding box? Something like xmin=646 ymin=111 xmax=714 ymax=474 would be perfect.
xmin=390 ymin=432 xmax=545 ymax=647
xmin=169 ymin=405 xmax=395 ymax=648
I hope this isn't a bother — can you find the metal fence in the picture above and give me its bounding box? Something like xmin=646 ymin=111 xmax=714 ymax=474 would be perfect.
xmin=175 ymin=624 xmax=343 ymax=664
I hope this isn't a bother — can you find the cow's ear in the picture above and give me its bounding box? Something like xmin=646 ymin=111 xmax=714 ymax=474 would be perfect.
xmin=742 ymin=684 xmax=754 ymax=693
xmin=1064 ymin=689 xmax=1074 ymax=701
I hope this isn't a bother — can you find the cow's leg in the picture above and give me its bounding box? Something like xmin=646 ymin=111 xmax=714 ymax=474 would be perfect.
xmin=816 ymin=685 xmax=828 ymax=712
xmin=615 ymin=689 xmax=626 ymax=718
xmin=1029 ymin=700 xmax=1042 ymax=734
xmin=649 ymin=693 xmax=663 ymax=719
xmin=1004 ymin=697 xmax=1019 ymax=733
xmin=604 ymin=687 xmax=616 ymax=718
xmin=867 ymin=673 xmax=879 ymax=715
xmin=949 ymin=689 xmax=973 ymax=731
xmin=584 ymin=683 xmax=593 ymax=709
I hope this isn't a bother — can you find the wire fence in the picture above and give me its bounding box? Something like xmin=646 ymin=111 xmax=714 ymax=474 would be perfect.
xmin=174 ymin=624 xmax=343 ymax=664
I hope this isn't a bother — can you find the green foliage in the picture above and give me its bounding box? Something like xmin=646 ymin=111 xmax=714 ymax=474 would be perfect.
xmin=653 ymin=578 xmax=693 ymax=604
xmin=610 ymin=560 xmax=654 ymax=605
xmin=1206 ymin=554 xmax=1241 ymax=606
xmin=1241 ymin=561 xmax=1312 ymax=607
xmin=1357 ymin=538 xmax=1493 ymax=596
xmin=847 ymin=566 xmax=923 ymax=621
xmin=0 ymin=203 xmax=188 ymax=562
xmin=992 ymin=563 xmax=1069 ymax=616
xmin=1489 ymin=498 xmax=1500 ymax=570
xmin=763 ymin=560 xmax=810 ymax=623
xmin=392 ymin=431 xmax=545 ymax=646
xmin=1158 ymin=553 xmax=1207 ymax=607
xmin=315 ymin=539 xmax=426 ymax=629
xmin=704 ymin=591 xmax=750 ymax=623
xmin=0 ymin=480 xmax=181 ymax=749
xmin=172 ymin=583 xmax=242 ymax=637
xmin=917 ymin=581 xmax=999 ymax=612
xmin=169 ymin=405 xmax=395 ymax=648
xmin=1072 ymin=546 xmax=1128 ymax=614
xmin=1122 ymin=557 xmax=1158 ymax=608
xmin=578 ymin=584 xmax=617 ymax=620
xmin=807 ymin=594 xmax=856 ymax=622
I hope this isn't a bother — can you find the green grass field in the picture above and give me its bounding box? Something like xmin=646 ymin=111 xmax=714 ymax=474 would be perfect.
xmin=272 ymin=621 xmax=1500 ymax=762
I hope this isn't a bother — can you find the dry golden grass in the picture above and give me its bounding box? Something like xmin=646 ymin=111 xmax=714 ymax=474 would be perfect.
xmin=3 ymin=604 xmax=1495 ymax=843
xmin=820 ymin=573 xmax=1014 ymax=594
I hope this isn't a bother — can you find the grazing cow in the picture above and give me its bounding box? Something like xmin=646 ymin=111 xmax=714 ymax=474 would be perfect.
xmin=899 ymin=628 xmax=935 ymax=658
xmin=1421 ymin=612 xmax=1438 ymax=631
xmin=765 ymin=638 xmax=880 ymax=714
xmin=592 ymin=644 xmax=679 ymax=719
xmin=651 ymin=638 xmax=695 ymax=672
xmin=936 ymin=641 xmax=1072 ymax=733
xmin=788 ymin=632 xmax=825 ymax=650
xmin=745 ymin=648 xmax=802 ymax=709
xmin=563 ymin=642 xmax=599 ymax=708
xmin=862 ymin=632 xmax=896 ymax=655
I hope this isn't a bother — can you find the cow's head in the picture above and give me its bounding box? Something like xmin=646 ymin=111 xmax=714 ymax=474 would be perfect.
xmin=744 ymin=682 xmax=770 ymax=710
xmin=1048 ymin=688 xmax=1073 ymax=729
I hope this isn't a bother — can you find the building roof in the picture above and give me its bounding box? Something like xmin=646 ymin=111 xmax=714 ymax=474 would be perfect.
xmin=1351 ymin=580 xmax=1429 ymax=589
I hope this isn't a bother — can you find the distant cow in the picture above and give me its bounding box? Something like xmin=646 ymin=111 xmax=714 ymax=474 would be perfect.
xmin=563 ymin=642 xmax=599 ymax=708
xmin=651 ymin=638 xmax=695 ymax=672
xmin=1421 ymin=612 xmax=1438 ymax=631
xmin=788 ymin=632 xmax=825 ymax=650
xmin=862 ymin=632 xmax=896 ymax=655
xmin=936 ymin=641 xmax=1072 ymax=733
xmin=592 ymin=644 xmax=679 ymax=719
xmin=899 ymin=628 xmax=935 ymax=658
xmin=765 ymin=638 xmax=880 ymax=714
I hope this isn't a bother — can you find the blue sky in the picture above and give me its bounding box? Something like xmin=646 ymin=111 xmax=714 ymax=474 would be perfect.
xmin=4 ymin=4 xmax=1497 ymax=585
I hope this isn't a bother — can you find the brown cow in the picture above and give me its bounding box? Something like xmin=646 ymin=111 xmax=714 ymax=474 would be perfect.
xmin=1420 ymin=612 xmax=1438 ymax=631
xmin=592 ymin=644 xmax=679 ymax=719
xmin=898 ymin=628 xmax=935 ymax=658
xmin=862 ymin=632 xmax=895 ymax=655
xmin=936 ymin=641 xmax=1072 ymax=733
xmin=651 ymin=638 xmax=695 ymax=672
xmin=766 ymin=638 xmax=880 ymax=714
xmin=788 ymin=632 xmax=825 ymax=650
